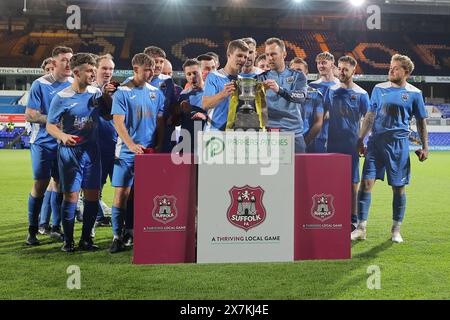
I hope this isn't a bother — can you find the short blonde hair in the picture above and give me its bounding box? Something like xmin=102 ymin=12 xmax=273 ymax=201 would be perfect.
xmin=391 ymin=54 xmax=415 ymax=74
xmin=315 ymin=51 xmax=335 ymax=63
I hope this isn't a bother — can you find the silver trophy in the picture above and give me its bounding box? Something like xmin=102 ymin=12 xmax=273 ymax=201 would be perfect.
xmin=234 ymin=78 xmax=262 ymax=131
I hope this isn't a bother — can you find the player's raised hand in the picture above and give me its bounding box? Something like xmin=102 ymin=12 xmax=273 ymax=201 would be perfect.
xmin=61 ymin=134 xmax=79 ymax=146
xmin=263 ymin=79 xmax=280 ymax=93
xmin=128 ymin=143 xmax=145 ymax=154
xmin=357 ymin=138 xmax=367 ymax=157
xmin=221 ymin=82 xmax=236 ymax=98
xmin=415 ymin=148 xmax=429 ymax=162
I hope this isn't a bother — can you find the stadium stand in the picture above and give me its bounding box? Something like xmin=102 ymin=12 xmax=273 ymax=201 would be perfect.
xmin=1 ymin=21 xmax=450 ymax=75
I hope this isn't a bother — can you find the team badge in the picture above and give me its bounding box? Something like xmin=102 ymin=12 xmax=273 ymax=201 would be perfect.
xmin=152 ymin=195 xmax=178 ymax=224
xmin=227 ymin=185 xmax=266 ymax=231
xmin=401 ymin=93 xmax=409 ymax=102
xmin=286 ymin=76 xmax=295 ymax=84
xmin=351 ymin=94 xmax=357 ymax=102
xmin=149 ymin=92 xmax=156 ymax=100
xmin=311 ymin=194 xmax=335 ymax=222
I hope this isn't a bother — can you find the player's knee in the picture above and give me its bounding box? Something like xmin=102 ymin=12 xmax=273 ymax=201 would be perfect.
xmin=63 ymin=192 xmax=78 ymax=203
xmin=392 ymin=186 xmax=406 ymax=194
xmin=32 ymin=179 xmax=50 ymax=196
xmin=360 ymin=179 xmax=374 ymax=193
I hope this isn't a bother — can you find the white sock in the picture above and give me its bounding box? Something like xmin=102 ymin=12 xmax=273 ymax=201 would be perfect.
xmin=392 ymin=220 xmax=402 ymax=232
xmin=113 ymin=235 xmax=120 ymax=240
xmin=358 ymin=220 xmax=367 ymax=229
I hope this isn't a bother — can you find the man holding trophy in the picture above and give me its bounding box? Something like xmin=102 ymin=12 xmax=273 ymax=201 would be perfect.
xmin=202 ymin=39 xmax=249 ymax=131
xmin=258 ymin=38 xmax=308 ymax=152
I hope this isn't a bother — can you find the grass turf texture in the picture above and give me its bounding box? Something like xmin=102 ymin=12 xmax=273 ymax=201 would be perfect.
xmin=0 ymin=149 xmax=449 ymax=300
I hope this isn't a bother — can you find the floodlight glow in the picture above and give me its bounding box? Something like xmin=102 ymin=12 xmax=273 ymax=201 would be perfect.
xmin=350 ymin=0 xmax=365 ymax=6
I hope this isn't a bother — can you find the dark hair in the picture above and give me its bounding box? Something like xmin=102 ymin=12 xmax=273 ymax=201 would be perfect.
xmin=205 ymin=51 xmax=219 ymax=63
xmin=51 ymin=46 xmax=73 ymax=58
xmin=338 ymin=55 xmax=357 ymax=67
xmin=69 ymin=52 xmax=96 ymax=70
xmin=227 ymin=39 xmax=249 ymax=55
xmin=265 ymin=38 xmax=286 ymax=51
xmin=41 ymin=57 xmax=53 ymax=70
xmin=182 ymin=59 xmax=200 ymax=69
xmin=143 ymin=46 xmax=166 ymax=59
xmin=197 ymin=54 xmax=215 ymax=62
xmin=132 ymin=53 xmax=154 ymax=67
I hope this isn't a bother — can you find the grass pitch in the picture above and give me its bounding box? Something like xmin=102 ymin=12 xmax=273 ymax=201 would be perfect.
xmin=0 ymin=150 xmax=449 ymax=300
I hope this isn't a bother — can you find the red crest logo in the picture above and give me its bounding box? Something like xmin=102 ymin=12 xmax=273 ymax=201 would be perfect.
xmin=152 ymin=195 xmax=178 ymax=224
xmin=226 ymin=185 xmax=267 ymax=231
xmin=311 ymin=194 xmax=335 ymax=222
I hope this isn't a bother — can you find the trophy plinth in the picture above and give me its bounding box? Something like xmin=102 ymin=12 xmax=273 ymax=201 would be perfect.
xmin=234 ymin=78 xmax=261 ymax=131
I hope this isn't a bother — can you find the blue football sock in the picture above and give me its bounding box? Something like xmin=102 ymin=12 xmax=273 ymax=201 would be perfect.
xmin=357 ymin=191 xmax=371 ymax=222
xmin=61 ymin=201 xmax=77 ymax=243
xmin=50 ymin=192 xmax=63 ymax=228
xmin=393 ymin=193 xmax=406 ymax=223
xmin=39 ymin=191 xmax=52 ymax=227
xmin=351 ymin=214 xmax=358 ymax=224
xmin=28 ymin=194 xmax=44 ymax=228
xmin=82 ymin=200 xmax=98 ymax=241
xmin=112 ymin=206 xmax=126 ymax=238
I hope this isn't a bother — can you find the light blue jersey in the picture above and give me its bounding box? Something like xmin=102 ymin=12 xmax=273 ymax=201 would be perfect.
xmin=203 ymin=69 xmax=238 ymax=131
xmin=28 ymin=74 xmax=73 ymax=146
xmin=257 ymin=68 xmax=307 ymax=136
xmin=370 ymin=82 xmax=427 ymax=140
xmin=362 ymin=82 xmax=428 ymax=187
xmin=47 ymin=86 xmax=104 ymax=147
xmin=309 ymin=77 xmax=340 ymax=152
xmin=111 ymin=83 xmax=164 ymax=160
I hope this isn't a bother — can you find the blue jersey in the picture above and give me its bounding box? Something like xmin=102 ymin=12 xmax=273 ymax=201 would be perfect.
xmin=302 ymin=86 xmax=324 ymax=137
xmin=47 ymin=86 xmax=104 ymax=148
xmin=257 ymin=68 xmax=307 ymax=136
xmin=203 ymin=69 xmax=238 ymax=131
xmin=370 ymin=82 xmax=427 ymax=140
xmin=98 ymin=116 xmax=117 ymax=155
xmin=325 ymin=84 xmax=369 ymax=152
xmin=111 ymin=83 xmax=164 ymax=160
xmin=150 ymin=74 xmax=177 ymax=118
xmin=94 ymin=83 xmax=117 ymax=155
xmin=309 ymin=78 xmax=340 ymax=140
xmin=27 ymin=74 xmax=73 ymax=146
